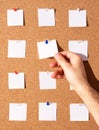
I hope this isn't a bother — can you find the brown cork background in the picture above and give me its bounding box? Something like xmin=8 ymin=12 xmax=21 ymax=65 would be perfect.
xmin=0 ymin=0 xmax=99 ymax=130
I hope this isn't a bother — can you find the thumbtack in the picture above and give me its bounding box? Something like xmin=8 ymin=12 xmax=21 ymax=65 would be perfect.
xmin=46 ymin=102 xmax=50 ymax=105
xmin=45 ymin=40 xmax=48 ymax=44
xmin=47 ymin=71 xmax=50 ymax=75
xmin=15 ymin=71 xmax=18 ymax=74
xmin=77 ymin=8 xmax=80 ymax=11
xmin=45 ymin=8 xmax=49 ymax=12
xmin=13 ymin=8 xmax=17 ymax=11
xmin=78 ymin=40 xmax=83 ymax=43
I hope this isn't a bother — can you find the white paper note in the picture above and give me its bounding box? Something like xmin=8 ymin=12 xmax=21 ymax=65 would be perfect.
xmin=38 ymin=8 xmax=55 ymax=26
xmin=69 ymin=9 xmax=87 ymax=27
xmin=7 ymin=9 xmax=24 ymax=26
xmin=8 ymin=72 xmax=25 ymax=89
xmin=39 ymin=71 xmax=56 ymax=89
xmin=9 ymin=103 xmax=27 ymax=121
xmin=68 ymin=40 xmax=88 ymax=61
xmin=70 ymin=103 xmax=89 ymax=121
xmin=37 ymin=39 xmax=58 ymax=59
xmin=39 ymin=102 xmax=57 ymax=121
xmin=8 ymin=40 xmax=26 ymax=58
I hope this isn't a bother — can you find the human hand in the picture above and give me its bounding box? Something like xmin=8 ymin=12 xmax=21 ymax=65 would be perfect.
xmin=49 ymin=51 xmax=89 ymax=91
xmin=50 ymin=51 xmax=99 ymax=126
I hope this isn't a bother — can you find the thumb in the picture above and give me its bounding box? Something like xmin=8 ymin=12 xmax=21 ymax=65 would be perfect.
xmin=54 ymin=53 xmax=70 ymax=70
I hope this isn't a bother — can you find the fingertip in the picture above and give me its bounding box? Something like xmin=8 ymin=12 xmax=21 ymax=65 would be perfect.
xmin=57 ymin=75 xmax=64 ymax=79
xmin=54 ymin=52 xmax=70 ymax=70
xmin=49 ymin=63 xmax=54 ymax=68
xmin=49 ymin=61 xmax=58 ymax=68
xmin=51 ymin=70 xmax=59 ymax=78
xmin=51 ymin=72 xmax=56 ymax=78
xmin=67 ymin=51 xmax=82 ymax=62
xmin=51 ymin=73 xmax=64 ymax=79
xmin=54 ymin=52 xmax=61 ymax=59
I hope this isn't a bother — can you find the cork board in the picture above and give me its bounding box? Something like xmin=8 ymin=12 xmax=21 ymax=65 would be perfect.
xmin=0 ymin=0 xmax=99 ymax=130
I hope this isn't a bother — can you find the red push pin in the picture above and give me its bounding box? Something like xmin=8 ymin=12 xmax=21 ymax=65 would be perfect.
xmin=15 ymin=71 xmax=18 ymax=74
xmin=13 ymin=8 xmax=17 ymax=11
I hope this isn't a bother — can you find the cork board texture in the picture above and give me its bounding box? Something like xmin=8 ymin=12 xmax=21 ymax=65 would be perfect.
xmin=0 ymin=0 xmax=99 ymax=130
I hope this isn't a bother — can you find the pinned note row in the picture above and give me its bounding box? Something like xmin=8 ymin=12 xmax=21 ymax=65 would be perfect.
xmin=7 ymin=40 xmax=88 ymax=61
xmin=8 ymin=71 xmax=56 ymax=90
xmin=9 ymin=103 xmax=89 ymax=121
xmin=7 ymin=8 xmax=87 ymax=27
xmin=7 ymin=39 xmax=58 ymax=59
xmin=37 ymin=40 xmax=88 ymax=60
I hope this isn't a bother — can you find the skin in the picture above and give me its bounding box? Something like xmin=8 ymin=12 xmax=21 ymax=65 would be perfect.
xmin=49 ymin=51 xmax=99 ymax=126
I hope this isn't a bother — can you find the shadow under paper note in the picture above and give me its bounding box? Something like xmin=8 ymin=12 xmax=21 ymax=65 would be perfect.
xmin=84 ymin=61 xmax=99 ymax=92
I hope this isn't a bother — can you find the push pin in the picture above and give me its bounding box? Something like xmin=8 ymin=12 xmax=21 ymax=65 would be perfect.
xmin=15 ymin=71 xmax=18 ymax=74
xmin=77 ymin=8 xmax=80 ymax=11
xmin=47 ymin=71 xmax=49 ymax=75
xmin=78 ymin=40 xmax=83 ymax=43
xmin=45 ymin=40 xmax=48 ymax=44
xmin=46 ymin=102 xmax=50 ymax=105
xmin=45 ymin=8 xmax=49 ymax=12
xmin=13 ymin=8 xmax=17 ymax=11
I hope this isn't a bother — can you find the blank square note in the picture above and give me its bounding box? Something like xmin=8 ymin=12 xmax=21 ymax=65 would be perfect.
xmin=68 ymin=40 xmax=88 ymax=61
xmin=38 ymin=8 xmax=55 ymax=26
xmin=37 ymin=39 xmax=58 ymax=59
xmin=8 ymin=40 xmax=26 ymax=58
xmin=39 ymin=71 xmax=56 ymax=89
xmin=69 ymin=9 xmax=87 ymax=27
xmin=8 ymin=72 xmax=25 ymax=89
xmin=39 ymin=102 xmax=57 ymax=121
xmin=7 ymin=9 xmax=24 ymax=26
xmin=70 ymin=103 xmax=89 ymax=121
xmin=9 ymin=103 xmax=27 ymax=121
